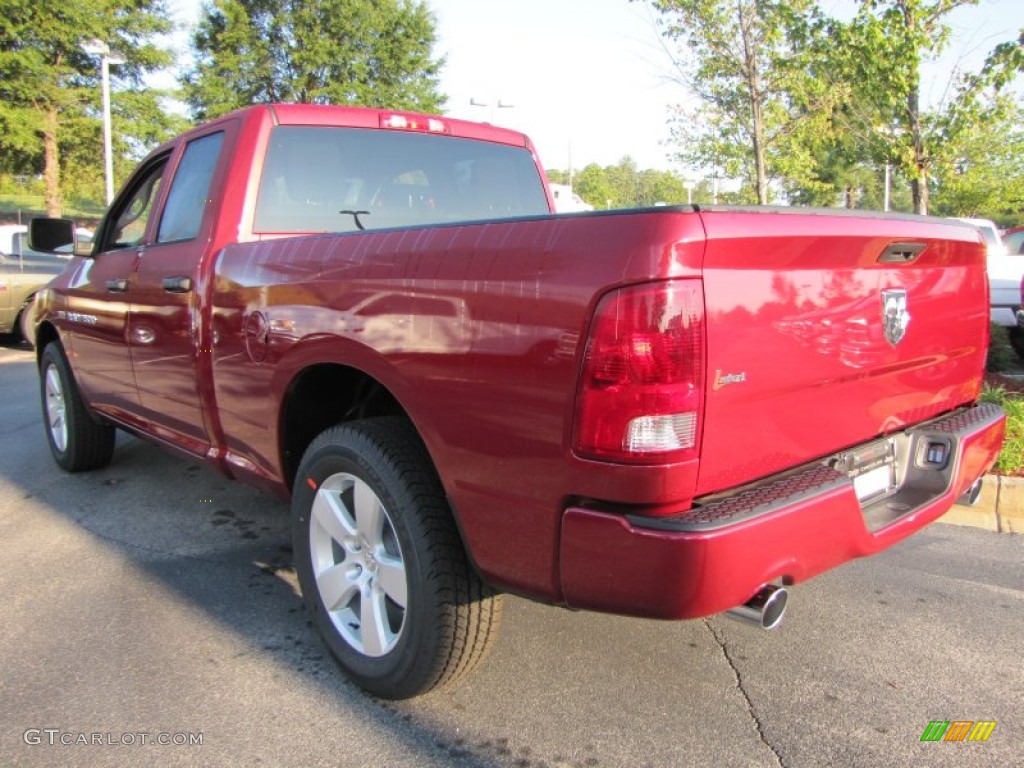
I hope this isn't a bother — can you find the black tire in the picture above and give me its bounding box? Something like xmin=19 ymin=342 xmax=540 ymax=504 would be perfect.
xmin=292 ymin=417 xmax=503 ymax=699
xmin=39 ymin=342 xmax=116 ymax=472
xmin=18 ymin=298 xmax=37 ymax=347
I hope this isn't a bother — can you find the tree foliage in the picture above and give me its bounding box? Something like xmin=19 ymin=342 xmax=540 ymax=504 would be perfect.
xmin=182 ymin=0 xmax=446 ymax=120
xmin=0 ymin=0 xmax=177 ymax=215
xmin=644 ymin=0 xmax=1024 ymax=215
xmin=643 ymin=0 xmax=822 ymax=204
xmin=548 ymin=158 xmax=696 ymax=209
xmin=773 ymin=1 xmax=1024 ymax=214
xmin=820 ymin=0 xmax=1013 ymax=214
xmin=930 ymin=98 xmax=1024 ymax=220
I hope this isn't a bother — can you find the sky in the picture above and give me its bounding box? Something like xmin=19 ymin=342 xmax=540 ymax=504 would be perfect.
xmin=427 ymin=0 xmax=676 ymax=173
xmin=166 ymin=0 xmax=1024 ymax=175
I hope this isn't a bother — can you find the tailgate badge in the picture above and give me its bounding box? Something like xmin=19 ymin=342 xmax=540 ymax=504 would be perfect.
xmin=881 ymin=289 xmax=910 ymax=346
xmin=713 ymin=369 xmax=747 ymax=390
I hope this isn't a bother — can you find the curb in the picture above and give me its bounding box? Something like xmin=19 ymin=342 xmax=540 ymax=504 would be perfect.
xmin=938 ymin=474 xmax=1024 ymax=533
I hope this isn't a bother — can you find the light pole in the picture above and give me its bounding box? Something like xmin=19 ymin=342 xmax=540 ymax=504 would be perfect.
xmin=875 ymin=124 xmax=902 ymax=213
xmin=683 ymin=179 xmax=695 ymax=205
xmin=82 ymin=40 xmax=125 ymax=205
xmin=883 ymin=162 xmax=891 ymax=213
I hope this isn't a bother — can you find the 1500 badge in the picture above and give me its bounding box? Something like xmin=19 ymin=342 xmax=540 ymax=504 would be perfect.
xmin=55 ymin=310 xmax=98 ymax=326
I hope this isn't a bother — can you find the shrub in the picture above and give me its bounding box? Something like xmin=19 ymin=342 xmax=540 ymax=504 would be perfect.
xmin=981 ymin=384 xmax=1024 ymax=475
xmin=987 ymin=324 xmax=1014 ymax=372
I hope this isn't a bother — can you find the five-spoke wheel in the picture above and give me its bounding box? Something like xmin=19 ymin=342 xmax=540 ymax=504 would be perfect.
xmin=43 ymin=362 xmax=68 ymax=453
xmin=292 ymin=417 xmax=503 ymax=699
xmin=310 ymin=472 xmax=408 ymax=657
xmin=39 ymin=343 xmax=116 ymax=472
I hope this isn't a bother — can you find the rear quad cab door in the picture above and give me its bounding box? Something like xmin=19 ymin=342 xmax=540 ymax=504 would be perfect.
xmin=128 ymin=128 xmax=232 ymax=456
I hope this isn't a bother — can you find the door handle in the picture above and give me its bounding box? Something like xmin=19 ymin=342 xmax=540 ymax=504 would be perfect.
xmin=162 ymin=276 xmax=193 ymax=293
xmin=106 ymin=278 xmax=128 ymax=293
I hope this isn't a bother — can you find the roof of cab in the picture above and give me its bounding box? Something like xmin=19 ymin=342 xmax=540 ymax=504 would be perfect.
xmin=185 ymin=103 xmax=532 ymax=150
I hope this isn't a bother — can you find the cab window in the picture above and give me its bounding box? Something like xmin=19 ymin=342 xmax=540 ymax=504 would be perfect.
xmin=103 ymin=157 xmax=169 ymax=251
xmin=158 ymin=132 xmax=225 ymax=244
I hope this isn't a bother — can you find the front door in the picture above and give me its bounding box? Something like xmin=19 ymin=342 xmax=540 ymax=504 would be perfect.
xmin=63 ymin=155 xmax=169 ymax=422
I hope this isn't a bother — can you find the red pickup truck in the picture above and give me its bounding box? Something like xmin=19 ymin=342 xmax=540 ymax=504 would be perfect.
xmin=29 ymin=104 xmax=1005 ymax=699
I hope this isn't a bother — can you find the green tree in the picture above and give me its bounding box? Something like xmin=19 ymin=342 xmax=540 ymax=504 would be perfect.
xmin=0 ymin=1 xmax=175 ymax=215
xmin=644 ymin=0 xmax=820 ymax=204
xmin=550 ymin=159 xmax=692 ymax=209
xmin=545 ymin=169 xmax=570 ymax=186
xmin=930 ymin=98 xmax=1024 ymax=219
xmin=825 ymin=1 xmax=1023 ymax=214
xmin=637 ymin=169 xmax=688 ymax=206
xmin=572 ymin=163 xmax=616 ymax=208
xmin=605 ymin=157 xmax=642 ymax=206
xmin=572 ymin=157 xmax=645 ymax=208
xmin=183 ymin=0 xmax=446 ymax=120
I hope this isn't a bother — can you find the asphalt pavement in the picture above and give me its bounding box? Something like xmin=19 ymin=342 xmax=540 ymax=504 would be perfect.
xmin=1 ymin=340 xmax=1021 ymax=767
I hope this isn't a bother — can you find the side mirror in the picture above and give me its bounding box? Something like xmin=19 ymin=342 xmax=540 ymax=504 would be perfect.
xmin=29 ymin=218 xmax=74 ymax=252
xmin=29 ymin=218 xmax=91 ymax=256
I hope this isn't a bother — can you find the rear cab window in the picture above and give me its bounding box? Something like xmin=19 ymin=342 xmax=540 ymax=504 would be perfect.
xmin=253 ymin=126 xmax=550 ymax=234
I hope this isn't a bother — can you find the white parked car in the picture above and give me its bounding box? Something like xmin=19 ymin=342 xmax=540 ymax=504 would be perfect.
xmin=952 ymin=217 xmax=1018 ymax=327
xmin=549 ymin=183 xmax=594 ymax=213
xmin=0 ymin=223 xmax=93 ymax=258
xmin=0 ymin=224 xmax=30 ymax=257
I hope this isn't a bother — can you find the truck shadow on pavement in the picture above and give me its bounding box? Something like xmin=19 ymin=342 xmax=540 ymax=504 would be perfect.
xmin=0 ymin=347 xmax=638 ymax=767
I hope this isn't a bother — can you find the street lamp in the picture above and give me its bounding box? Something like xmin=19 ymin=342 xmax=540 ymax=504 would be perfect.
xmin=883 ymin=162 xmax=891 ymax=213
xmin=82 ymin=40 xmax=125 ymax=205
xmin=874 ymin=124 xmax=903 ymax=213
xmin=683 ymin=179 xmax=696 ymax=205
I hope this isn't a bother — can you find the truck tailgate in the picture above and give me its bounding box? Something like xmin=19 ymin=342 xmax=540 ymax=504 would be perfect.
xmin=696 ymin=210 xmax=988 ymax=496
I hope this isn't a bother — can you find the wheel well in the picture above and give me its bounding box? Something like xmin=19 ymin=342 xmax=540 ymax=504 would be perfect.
xmin=17 ymin=294 xmax=36 ymax=342
xmin=35 ymin=322 xmax=59 ymax=360
xmin=280 ymin=364 xmax=405 ymax=491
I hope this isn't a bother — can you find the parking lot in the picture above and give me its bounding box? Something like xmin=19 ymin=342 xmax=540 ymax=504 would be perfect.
xmin=1 ymin=341 xmax=1021 ymax=768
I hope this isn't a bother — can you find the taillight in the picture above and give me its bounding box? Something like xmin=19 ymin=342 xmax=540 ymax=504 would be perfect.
xmin=574 ymin=280 xmax=704 ymax=463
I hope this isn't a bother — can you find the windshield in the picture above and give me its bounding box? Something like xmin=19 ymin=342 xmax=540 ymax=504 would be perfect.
xmin=254 ymin=126 xmax=550 ymax=234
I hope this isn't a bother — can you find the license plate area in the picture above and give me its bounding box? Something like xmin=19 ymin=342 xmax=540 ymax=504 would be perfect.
xmin=835 ymin=438 xmax=898 ymax=504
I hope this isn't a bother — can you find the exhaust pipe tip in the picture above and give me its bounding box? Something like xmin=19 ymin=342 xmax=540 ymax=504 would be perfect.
xmin=958 ymin=477 xmax=984 ymax=507
xmin=725 ymin=584 xmax=788 ymax=630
